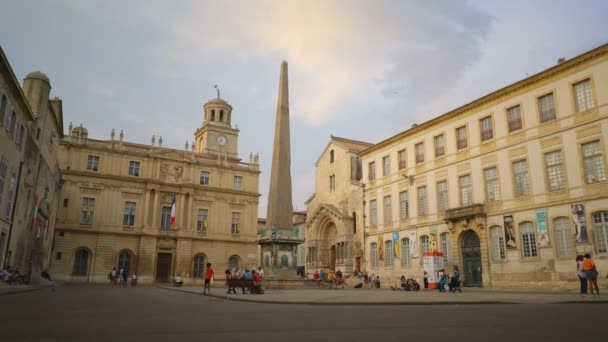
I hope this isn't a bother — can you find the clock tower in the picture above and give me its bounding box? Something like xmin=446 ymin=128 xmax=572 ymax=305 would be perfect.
xmin=194 ymin=92 xmax=239 ymax=158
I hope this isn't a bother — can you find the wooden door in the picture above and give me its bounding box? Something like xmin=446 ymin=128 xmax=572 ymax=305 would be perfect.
xmin=155 ymin=253 xmax=172 ymax=282
xmin=461 ymin=231 xmax=482 ymax=287
xmin=330 ymin=245 xmax=336 ymax=270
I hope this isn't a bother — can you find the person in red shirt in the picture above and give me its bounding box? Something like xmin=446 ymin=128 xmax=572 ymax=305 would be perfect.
xmin=583 ymin=254 xmax=600 ymax=297
xmin=252 ymin=269 xmax=263 ymax=294
xmin=204 ymin=263 xmax=214 ymax=295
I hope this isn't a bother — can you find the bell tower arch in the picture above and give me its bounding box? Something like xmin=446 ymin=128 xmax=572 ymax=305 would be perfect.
xmin=194 ymin=87 xmax=239 ymax=157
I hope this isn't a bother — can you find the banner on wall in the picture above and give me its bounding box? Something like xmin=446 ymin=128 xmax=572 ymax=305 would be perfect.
xmin=571 ymin=204 xmax=589 ymax=243
xmin=429 ymin=227 xmax=437 ymax=252
xmin=393 ymin=231 xmax=399 ymax=258
xmin=378 ymin=235 xmax=384 ymax=260
xmin=410 ymin=231 xmax=418 ymax=258
xmin=504 ymin=215 xmax=517 ymax=249
xmin=536 ymin=209 xmax=550 ymax=247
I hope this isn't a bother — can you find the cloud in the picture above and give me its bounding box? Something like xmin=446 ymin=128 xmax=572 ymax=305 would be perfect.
xmin=135 ymin=0 xmax=493 ymax=126
xmin=92 ymin=86 xmax=115 ymax=98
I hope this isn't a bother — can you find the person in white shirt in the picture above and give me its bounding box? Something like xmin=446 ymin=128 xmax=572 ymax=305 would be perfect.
xmin=258 ymin=267 xmax=264 ymax=278
xmin=174 ymin=274 xmax=183 ymax=287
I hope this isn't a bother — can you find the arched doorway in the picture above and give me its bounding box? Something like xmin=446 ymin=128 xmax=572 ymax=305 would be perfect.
xmin=461 ymin=230 xmax=482 ymax=287
xmin=324 ymin=223 xmax=337 ymax=270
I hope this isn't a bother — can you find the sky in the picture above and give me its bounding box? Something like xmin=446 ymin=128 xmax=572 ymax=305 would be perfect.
xmin=1 ymin=0 xmax=606 ymax=217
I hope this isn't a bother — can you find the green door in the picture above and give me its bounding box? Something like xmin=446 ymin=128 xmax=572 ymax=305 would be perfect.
xmin=461 ymin=231 xmax=482 ymax=287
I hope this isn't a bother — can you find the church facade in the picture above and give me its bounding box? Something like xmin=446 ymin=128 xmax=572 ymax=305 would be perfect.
xmin=307 ymin=43 xmax=608 ymax=289
xmin=50 ymin=96 xmax=260 ymax=284
xmin=305 ymin=136 xmax=371 ymax=274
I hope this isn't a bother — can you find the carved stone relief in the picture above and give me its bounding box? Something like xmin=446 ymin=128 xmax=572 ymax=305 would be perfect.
xmin=160 ymin=162 xmax=184 ymax=182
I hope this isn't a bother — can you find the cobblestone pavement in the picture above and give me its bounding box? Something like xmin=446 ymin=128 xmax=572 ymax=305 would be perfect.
xmin=0 ymin=286 xmax=605 ymax=342
xmin=161 ymin=285 xmax=606 ymax=305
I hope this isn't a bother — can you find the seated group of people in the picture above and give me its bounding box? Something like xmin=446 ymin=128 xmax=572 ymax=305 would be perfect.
xmin=437 ymin=266 xmax=461 ymax=293
xmin=1 ymin=267 xmax=24 ymax=285
xmin=225 ymin=267 xmax=263 ymax=294
xmin=392 ymin=276 xmax=421 ymax=291
xmin=314 ymin=269 xmax=347 ymax=289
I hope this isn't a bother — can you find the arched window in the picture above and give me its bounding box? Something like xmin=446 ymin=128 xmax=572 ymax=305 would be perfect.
xmin=118 ymin=250 xmax=132 ymax=272
xmin=554 ymin=217 xmax=573 ymax=257
xmin=192 ymin=254 xmax=206 ymax=278
xmin=73 ymin=248 xmax=89 ymax=275
xmin=420 ymin=235 xmax=430 ymax=254
xmin=520 ymin=222 xmax=537 ymax=258
xmin=228 ymin=255 xmax=240 ymax=270
xmin=593 ymin=211 xmax=608 ymax=253
xmin=440 ymin=232 xmax=450 ymax=263
xmin=211 ymin=109 xmax=215 ymax=121
xmin=490 ymin=225 xmax=506 ymax=261
xmin=401 ymin=238 xmax=410 ymax=265
xmin=370 ymin=243 xmax=378 ymax=268
xmin=385 ymin=240 xmax=393 ymax=266
xmin=330 ymin=150 xmax=334 ymax=163
xmin=220 ymin=110 xmax=224 ymax=122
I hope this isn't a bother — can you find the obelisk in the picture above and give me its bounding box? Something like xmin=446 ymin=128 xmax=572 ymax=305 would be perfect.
xmin=266 ymin=61 xmax=293 ymax=231
xmin=258 ymin=61 xmax=302 ymax=277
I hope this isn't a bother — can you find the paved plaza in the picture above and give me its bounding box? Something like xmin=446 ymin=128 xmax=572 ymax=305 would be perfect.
xmin=0 ymin=285 xmax=606 ymax=342
xmin=162 ymin=284 xmax=607 ymax=305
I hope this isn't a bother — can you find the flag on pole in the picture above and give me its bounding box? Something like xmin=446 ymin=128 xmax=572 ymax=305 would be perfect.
xmin=170 ymin=194 xmax=176 ymax=227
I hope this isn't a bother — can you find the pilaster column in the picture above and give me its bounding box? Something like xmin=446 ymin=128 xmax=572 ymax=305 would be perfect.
xmin=187 ymin=194 xmax=193 ymax=230
xmin=143 ymin=190 xmax=151 ymax=228
xmin=178 ymin=193 xmax=185 ymax=229
xmin=152 ymin=191 xmax=160 ymax=228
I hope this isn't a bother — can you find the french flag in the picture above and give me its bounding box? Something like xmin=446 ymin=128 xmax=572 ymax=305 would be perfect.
xmin=170 ymin=194 xmax=176 ymax=227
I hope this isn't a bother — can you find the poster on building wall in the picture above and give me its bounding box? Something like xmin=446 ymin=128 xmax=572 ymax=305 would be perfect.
xmin=536 ymin=209 xmax=550 ymax=247
xmin=410 ymin=231 xmax=418 ymax=257
xmin=393 ymin=231 xmax=399 ymax=257
xmin=504 ymin=215 xmax=517 ymax=249
xmin=378 ymin=235 xmax=384 ymax=260
xmin=571 ymin=204 xmax=589 ymax=243
xmin=429 ymin=227 xmax=437 ymax=252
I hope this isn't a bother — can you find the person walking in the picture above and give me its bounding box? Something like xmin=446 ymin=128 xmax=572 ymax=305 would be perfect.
xmin=582 ymin=254 xmax=600 ymax=297
xmin=204 ymin=263 xmax=214 ymax=295
xmin=576 ymin=255 xmax=588 ymax=297
xmin=423 ymin=271 xmax=429 ymax=291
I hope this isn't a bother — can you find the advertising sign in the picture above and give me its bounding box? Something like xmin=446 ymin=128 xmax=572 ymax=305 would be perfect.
xmin=504 ymin=215 xmax=516 ymax=249
xmin=536 ymin=209 xmax=549 ymax=247
xmin=571 ymin=204 xmax=588 ymax=243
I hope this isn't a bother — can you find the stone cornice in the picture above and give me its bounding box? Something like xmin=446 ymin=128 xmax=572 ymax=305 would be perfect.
xmin=62 ymin=169 xmax=262 ymax=198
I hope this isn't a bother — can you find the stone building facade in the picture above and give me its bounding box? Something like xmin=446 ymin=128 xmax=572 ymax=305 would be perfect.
xmin=306 ymin=44 xmax=608 ymax=289
xmin=0 ymin=46 xmax=64 ymax=281
xmin=305 ymin=136 xmax=371 ymax=274
xmin=50 ymin=95 xmax=260 ymax=284
xmin=359 ymin=44 xmax=608 ymax=289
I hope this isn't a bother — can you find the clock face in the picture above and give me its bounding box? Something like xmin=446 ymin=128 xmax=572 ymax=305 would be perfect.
xmin=217 ymin=135 xmax=227 ymax=146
